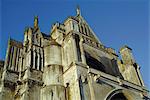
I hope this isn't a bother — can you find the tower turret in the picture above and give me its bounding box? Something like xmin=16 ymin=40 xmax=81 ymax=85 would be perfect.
xmin=119 ymin=45 xmax=144 ymax=86
xmin=42 ymin=40 xmax=65 ymax=100
xmin=119 ymin=45 xmax=135 ymax=65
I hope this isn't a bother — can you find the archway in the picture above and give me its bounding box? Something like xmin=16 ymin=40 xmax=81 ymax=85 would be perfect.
xmin=110 ymin=93 xmax=127 ymax=100
xmin=105 ymin=89 xmax=133 ymax=100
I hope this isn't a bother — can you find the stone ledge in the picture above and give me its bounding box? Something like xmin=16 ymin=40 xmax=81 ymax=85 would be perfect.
xmin=88 ymin=68 xmax=148 ymax=93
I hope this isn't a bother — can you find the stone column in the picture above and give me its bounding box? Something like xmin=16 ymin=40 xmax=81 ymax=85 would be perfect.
xmin=88 ymin=73 xmax=95 ymax=100
xmin=79 ymin=37 xmax=86 ymax=64
xmin=8 ymin=46 xmax=13 ymax=69
xmin=19 ymin=49 xmax=23 ymax=71
xmin=82 ymin=25 xmax=86 ymax=35
xmin=4 ymin=41 xmax=11 ymax=70
xmin=87 ymin=26 xmax=90 ymax=36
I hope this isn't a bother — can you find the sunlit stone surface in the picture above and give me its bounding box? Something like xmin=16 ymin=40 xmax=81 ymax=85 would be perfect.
xmin=0 ymin=7 xmax=149 ymax=100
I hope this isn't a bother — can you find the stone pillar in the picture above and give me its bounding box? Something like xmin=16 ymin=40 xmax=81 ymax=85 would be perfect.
xmin=79 ymin=36 xmax=86 ymax=64
xmin=19 ymin=49 xmax=23 ymax=71
xmin=82 ymin=24 xmax=86 ymax=35
xmin=4 ymin=40 xmax=11 ymax=70
xmin=8 ymin=46 xmax=13 ymax=69
xmin=88 ymin=73 xmax=95 ymax=100
xmin=87 ymin=26 xmax=90 ymax=36
xmin=43 ymin=43 xmax=65 ymax=100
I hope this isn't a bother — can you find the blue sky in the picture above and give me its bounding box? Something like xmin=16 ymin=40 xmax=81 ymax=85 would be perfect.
xmin=0 ymin=0 xmax=149 ymax=90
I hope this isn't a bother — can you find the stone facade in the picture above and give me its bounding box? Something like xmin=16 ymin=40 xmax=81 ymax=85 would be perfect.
xmin=0 ymin=7 xmax=149 ymax=100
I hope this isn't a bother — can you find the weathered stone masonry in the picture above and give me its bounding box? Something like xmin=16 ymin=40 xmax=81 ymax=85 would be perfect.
xmin=0 ymin=7 xmax=149 ymax=100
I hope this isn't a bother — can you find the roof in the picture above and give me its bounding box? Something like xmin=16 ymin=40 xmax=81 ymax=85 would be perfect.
xmin=41 ymin=32 xmax=50 ymax=39
xmin=9 ymin=38 xmax=23 ymax=48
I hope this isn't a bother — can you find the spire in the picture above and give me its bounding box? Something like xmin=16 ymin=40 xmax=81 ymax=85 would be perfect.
xmin=8 ymin=36 xmax=11 ymax=45
xmin=76 ymin=5 xmax=81 ymax=16
xmin=34 ymin=16 xmax=39 ymax=29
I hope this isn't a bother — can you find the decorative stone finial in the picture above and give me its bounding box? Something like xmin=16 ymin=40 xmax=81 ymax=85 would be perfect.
xmin=76 ymin=5 xmax=81 ymax=16
xmin=34 ymin=16 xmax=39 ymax=29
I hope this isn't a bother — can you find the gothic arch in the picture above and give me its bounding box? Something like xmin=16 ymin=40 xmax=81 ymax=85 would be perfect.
xmin=105 ymin=89 xmax=134 ymax=100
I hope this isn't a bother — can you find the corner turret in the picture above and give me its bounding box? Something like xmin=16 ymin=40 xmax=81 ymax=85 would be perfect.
xmin=118 ymin=45 xmax=144 ymax=86
xmin=119 ymin=45 xmax=135 ymax=65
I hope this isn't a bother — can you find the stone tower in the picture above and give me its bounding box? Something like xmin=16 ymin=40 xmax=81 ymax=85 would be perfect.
xmin=0 ymin=7 xmax=149 ymax=100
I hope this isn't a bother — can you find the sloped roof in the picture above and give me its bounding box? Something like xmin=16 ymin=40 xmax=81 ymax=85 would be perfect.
xmin=75 ymin=14 xmax=102 ymax=44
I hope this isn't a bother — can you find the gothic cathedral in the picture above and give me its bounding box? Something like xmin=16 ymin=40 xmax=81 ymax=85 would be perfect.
xmin=0 ymin=7 xmax=149 ymax=100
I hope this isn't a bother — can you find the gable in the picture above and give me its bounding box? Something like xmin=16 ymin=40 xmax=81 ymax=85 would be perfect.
xmin=76 ymin=15 xmax=102 ymax=44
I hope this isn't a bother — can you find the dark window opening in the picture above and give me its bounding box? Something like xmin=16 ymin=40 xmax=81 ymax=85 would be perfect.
xmin=39 ymin=54 xmax=41 ymax=71
xmin=31 ymin=50 xmax=33 ymax=68
xmin=40 ymin=38 xmax=42 ymax=46
xmin=110 ymin=93 xmax=127 ymax=100
xmin=79 ymin=25 xmax=82 ymax=33
xmin=35 ymin=51 xmax=38 ymax=69
xmin=75 ymin=34 xmax=82 ymax=62
xmin=79 ymin=76 xmax=85 ymax=100
xmin=50 ymin=90 xmax=53 ymax=100
xmin=9 ymin=47 xmax=14 ymax=69
xmin=65 ymin=83 xmax=71 ymax=100
xmin=16 ymin=49 xmax=20 ymax=71
xmin=21 ymin=58 xmax=24 ymax=71
xmin=84 ymin=26 xmax=88 ymax=36
xmin=85 ymin=52 xmax=105 ymax=72
xmin=81 ymin=25 xmax=84 ymax=34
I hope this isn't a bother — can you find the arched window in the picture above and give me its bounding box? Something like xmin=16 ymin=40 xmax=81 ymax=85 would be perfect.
xmin=75 ymin=34 xmax=82 ymax=62
xmin=39 ymin=50 xmax=42 ymax=71
xmin=31 ymin=50 xmax=33 ymax=68
xmin=35 ymin=51 xmax=38 ymax=69
xmin=81 ymin=25 xmax=84 ymax=34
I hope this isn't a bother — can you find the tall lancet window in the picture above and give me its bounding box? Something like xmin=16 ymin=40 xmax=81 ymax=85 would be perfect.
xmin=35 ymin=51 xmax=38 ymax=69
xmin=74 ymin=34 xmax=82 ymax=62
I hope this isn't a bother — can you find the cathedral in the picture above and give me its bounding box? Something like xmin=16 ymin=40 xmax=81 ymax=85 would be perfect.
xmin=0 ymin=7 xmax=149 ymax=100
